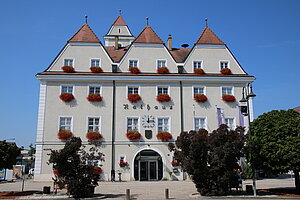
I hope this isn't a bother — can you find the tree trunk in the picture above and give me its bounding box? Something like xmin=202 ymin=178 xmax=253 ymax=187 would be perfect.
xmin=294 ymin=170 xmax=300 ymax=194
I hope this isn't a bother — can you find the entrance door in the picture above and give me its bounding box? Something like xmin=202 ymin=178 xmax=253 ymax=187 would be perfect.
xmin=139 ymin=161 xmax=148 ymax=181
xmin=139 ymin=160 xmax=158 ymax=181
xmin=149 ymin=161 xmax=157 ymax=181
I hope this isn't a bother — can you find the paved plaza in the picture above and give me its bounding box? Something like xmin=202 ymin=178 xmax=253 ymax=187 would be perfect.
xmin=0 ymin=177 xmax=298 ymax=199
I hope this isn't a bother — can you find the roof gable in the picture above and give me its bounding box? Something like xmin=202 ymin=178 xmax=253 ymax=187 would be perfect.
xmin=133 ymin=26 xmax=164 ymax=44
xmin=68 ymin=24 xmax=100 ymax=43
xmin=112 ymin=16 xmax=127 ymax=26
xmin=196 ymin=27 xmax=225 ymax=45
xmin=169 ymin=48 xmax=191 ymax=63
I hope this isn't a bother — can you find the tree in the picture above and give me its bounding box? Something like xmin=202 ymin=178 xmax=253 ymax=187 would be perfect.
xmin=0 ymin=140 xmax=21 ymax=170
xmin=48 ymin=137 xmax=104 ymax=198
xmin=169 ymin=125 xmax=245 ymax=196
xmin=249 ymin=109 xmax=300 ymax=193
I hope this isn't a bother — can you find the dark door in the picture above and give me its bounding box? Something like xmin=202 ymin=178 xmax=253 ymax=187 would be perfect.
xmin=139 ymin=161 xmax=148 ymax=181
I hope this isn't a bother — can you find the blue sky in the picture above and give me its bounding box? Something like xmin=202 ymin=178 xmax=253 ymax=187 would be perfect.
xmin=0 ymin=0 xmax=299 ymax=148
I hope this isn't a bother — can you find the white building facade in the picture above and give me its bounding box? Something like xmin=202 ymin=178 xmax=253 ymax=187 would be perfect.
xmin=34 ymin=16 xmax=255 ymax=181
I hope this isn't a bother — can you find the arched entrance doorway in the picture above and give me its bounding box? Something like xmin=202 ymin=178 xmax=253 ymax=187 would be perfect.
xmin=133 ymin=150 xmax=163 ymax=181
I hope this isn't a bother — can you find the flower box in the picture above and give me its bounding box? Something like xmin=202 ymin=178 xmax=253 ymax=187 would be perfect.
xmin=57 ymin=130 xmax=72 ymax=140
xmin=194 ymin=94 xmax=208 ymax=103
xmin=128 ymin=93 xmax=141 ymax=103
xmin=222 ymin=94 xmax=236 ymax=102
xmin=87 ymin=94 xmax=102 ymax=102
xmin=119 ymin=160 xmax=129 ymax=167
xmin=86 ymin=131 xmax=103 ymax=140
xmin=92 ymin=167 xmax=103 ymax=175
xmin=194 ymin=68 xmax=205 ymax=75
xmin=53 ymin=169 xmax=59 ymax=176
xmin=171 ymin=161 xmax=179 ymax=167
xmin=90 ymin=66 xmax=103 ymax=73
xmin=156 ymin=131 xmax=172 ymax=141
xmin=60 ymin=93 xmax=74 ymax=102
xmin=220 ymin=68 xmax=232 ymax=75
xmin=156 ymin=94 xmax=171 ymax=102
xmin=62 ymin=65 xmax=75 ymax=73
xmin=129 ymin=66 xmax=140 ymax=74
xmin=157 ymin=66 xmax=169 ymax=74
xmin=126 ymin=130 xmax=141 ymax=140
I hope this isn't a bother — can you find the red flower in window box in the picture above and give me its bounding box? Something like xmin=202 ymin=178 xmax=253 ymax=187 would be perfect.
xmin=87 ymin=94 xmax=102 ymax=102
xmin=128 ymin=93 xmax=141 ymax=103
xmin=92 ymin=167 xmax=103 ymax=175
xmin=157 ymin=131 xmax=172 ymax=141
xmin=129 ymin=66 xmax=140 ymax=74
xmin=222 ymin=94 xmax=236 ymax=102
xmin=126 ymin=130 xmax=141 ymax=140
xmin=220 ymin=68 xmax=232 ymax=75
xmin=53 ymin=169 xmax=59 ymax=176
xmin=90 ymin=66 xmax=103 ymax=73
xmin=57 ymin=130 xmax=72 ymax=140
xmin=86 ymin=131 xmax=103 ymax=140
xmin=62 ymin=65 xmax=75 ymax=73
xmin=60 ymin=93 xmax=74 ymax=102
xmin=194 ymin=94 xmax=208 ymax=103
xmin=119 ymin=160 xmax=129 ymax=167
xmin=171 ymin=161 xmax=180 ymax=167
xmin=194 ymin=68 xmax=205 ymax=75
xmin=156 ymin=94 xmax=171 ymax=102
xmin=157 ymin=66 xmax=169 ymax=74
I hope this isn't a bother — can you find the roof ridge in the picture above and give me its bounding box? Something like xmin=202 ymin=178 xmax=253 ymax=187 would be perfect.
xmin=133 ymin=25 xmax=164 ymax=44
xmin=68 ymin=24 xmax=101 ymax=43
xmin=195 ymin=26 xmax=225 ymax=45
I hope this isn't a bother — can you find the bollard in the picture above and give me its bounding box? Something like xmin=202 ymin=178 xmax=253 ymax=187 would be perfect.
xmin=165 ymin=188 xmax=169 ymax=199
xmin=126 ymin=189 xmax=130 ymax=200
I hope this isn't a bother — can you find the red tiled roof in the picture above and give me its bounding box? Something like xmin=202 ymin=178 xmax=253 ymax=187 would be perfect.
xmin=133 ymin=26 xmax=164 ymax=44
xmin=112 ymin=16 xmax=127 ymax=26
xmin=169 ymin=48 xmax=191 ymax=63
xmin=68 ymin=24 xmax=100 ymax=43
xmin=293 ymin=106 xmax=300 ymax=113
xmin=104 ymin=46 xmax=128 ymax=62
xmin=196 ymin=27 xmax=225 ymax=45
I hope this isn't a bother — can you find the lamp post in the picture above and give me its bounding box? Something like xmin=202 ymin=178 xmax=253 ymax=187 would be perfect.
xmin=240 ymin=83 xmax=257 ymax=196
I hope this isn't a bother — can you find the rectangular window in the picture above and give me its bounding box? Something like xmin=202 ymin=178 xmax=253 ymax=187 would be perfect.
xmin=157 ymin=60 xmax=166 ymax=68
xmin=222 ymin=87 xmax=233 ymax=95
xmin=158 ymin=117 xmax=169 ymax=132
xmin=59 ymin=117 xmax=72 ymax=130
xmin=194 ymin=117 xmax=206 ymax=130
xmin=225 ymin=118 xmax=235 ymax=130
xmin=91 ymin=59 xmax=100 ymax=67
xmin=128 ymin=86 xmax=139 ymax=95
xmin=61 ymin=85 xmax=73 ymax=94
xmin=220 ymin=61 xmax=228 ymax=69
xmin=194 ymin=87 xmax=205 ymax=95
xmin=157 ymin=86 xmax=168 ymax=95
xmin=89 ymin=86 xmax=101 ymax=94
xmin=127 ymin=117 xmax=139 ymax=131
xmin=193 ymin=61 xmax=202 ymax=69
xmin=64 ymin=59 xmax=73 ymax=66
xmin=88 ymin=117 xmax=100 ymax=132
xmin=129 ymin=60 xmax=138 ymax=67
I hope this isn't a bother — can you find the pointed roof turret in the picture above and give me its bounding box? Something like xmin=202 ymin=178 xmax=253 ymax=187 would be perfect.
xmin=133 ymin=26 xmax=164 ymax=44
xmin=195 ymin=27 xmax=225 ymax=45
xmin=112 ymin=15 xmax=127 ymax=26
xmin=68 ymin=24 xmax=100 ymax=43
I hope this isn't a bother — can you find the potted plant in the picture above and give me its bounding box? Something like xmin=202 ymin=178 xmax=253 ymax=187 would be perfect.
xmin=220 ymin=68 xmax=232 ymax=75
xmin=126 ymin=130 xmax=141 ymax=140
xmin=60 ymin=93 xmax=74 ymax=102
xmin=156 ymin=131 xmax=172 ymax=141
xmin=156 ymin=94 xmax=171 ymax=102
xmin=62 ymin=65 xmax=75 ymax=73
xmin=194 ymin=94 xmax=208 ymax=103
xmin=171 ymin=161 xmax=180 ymax=167
xmin=119 ymin=160 xmax=129 ymax=167
xmin=86 ymin=131 xmax=103 ymax=141
xmin=128 ymin=93 xmax=141 ymax=103
xmin=90 ymin=66 xmax=103 ymax=73
xmin=57 ymin=130 xmax=72 ymax=140
xmin=194 ymin=68 xmax=205 ymax=75
xmin=87 ymin=94 xmax=102 ymax=102
xmin=92 ymin=167 xmax=103 ymax=175
xmin=53 ymin=169 xmax=59 ymax=176
xmin=157 ymin=66 xmax=169 ymax=74
xmin=222 ymin=94 xmax=236 ymax=102
xmin=129 ymin=66 xmax=140 ymax=74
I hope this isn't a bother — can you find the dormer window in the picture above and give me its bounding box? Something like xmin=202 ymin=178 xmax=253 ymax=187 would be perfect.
xmin=64 ymin=59 xmax=73 ymax=66
xmin=193 ymin=61 xmax=202 ymax=69
xmin=129 ymin=60 xmax=138 ymax=67
xmin=220 ymin=61 xmax=229 ymax=69
xmin=91 ymin=59 xmax=100 ymax=67
xmin=157 ymin=60 xmax=166 ymax=68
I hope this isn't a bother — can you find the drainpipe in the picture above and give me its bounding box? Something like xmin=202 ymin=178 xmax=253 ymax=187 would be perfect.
xmin=111 ymin=80 xmax=116 ymax=181
xmin=180 ymin=81 xmax=184 ymax=132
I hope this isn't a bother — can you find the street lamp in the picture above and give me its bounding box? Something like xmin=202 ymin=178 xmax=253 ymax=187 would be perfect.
xmin=240 ymin=83 xmax=257 ymax=196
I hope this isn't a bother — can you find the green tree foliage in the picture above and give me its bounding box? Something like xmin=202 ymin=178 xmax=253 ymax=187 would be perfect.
xmin=249 ymin=109 xmax=300 ymax=192
xmin=48 ymin=137 xmax=104 ymax=198
xmin=169 ymin=125 xmax=245 ymax=196
xmin=0 ymin=140 xmax=21 ymax=169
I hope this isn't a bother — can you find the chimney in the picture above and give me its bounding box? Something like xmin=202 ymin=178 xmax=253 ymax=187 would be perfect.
xmin=115 ymin=36 xmax=119 ymax=50
xmin=167 ymin=34 xmax=172 ymax=51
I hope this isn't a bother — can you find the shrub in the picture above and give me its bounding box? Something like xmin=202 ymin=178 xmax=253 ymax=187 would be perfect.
xmin=86 ymin=131 xmax=103 ymax=140
xmin=194 ymin=94 xmax=208 ymax=103
xmin=59 ymin=93 xmax=74 ymax=102
xmin=57 ymin=130 xmax=72 ymax=140
xmin=90 ymin=66 xmax=103 ymax=73
xmin=220 ymin=68 xmax=232 ymax=75
xmin=156 ymin=94 xmax=171 ymax=102
xmin=62 ymin=66 xmax=75 ymax=73
xmin=156 ymin=131 xmax=172 ymax=141
xmin=126 ymin=130 xmax=141 ymax=140
xmin=87 ymin=94 xmax=102 ymax=102
xmin=222 ymin=94 xmax=236 ymax=102
xmin=194 ymin=68 xmax=205 ymax=75
xmin=128 ymin=93 xmax=141 ymax=103
xmin=129 ymin=66 xmax=140 ymax=74
xmin=157 ymin=66 xmax=169 ymax=74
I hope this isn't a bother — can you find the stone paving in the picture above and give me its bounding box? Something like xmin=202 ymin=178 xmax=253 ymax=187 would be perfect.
xmin=0 ymin=177 xmax=297 ymax=199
